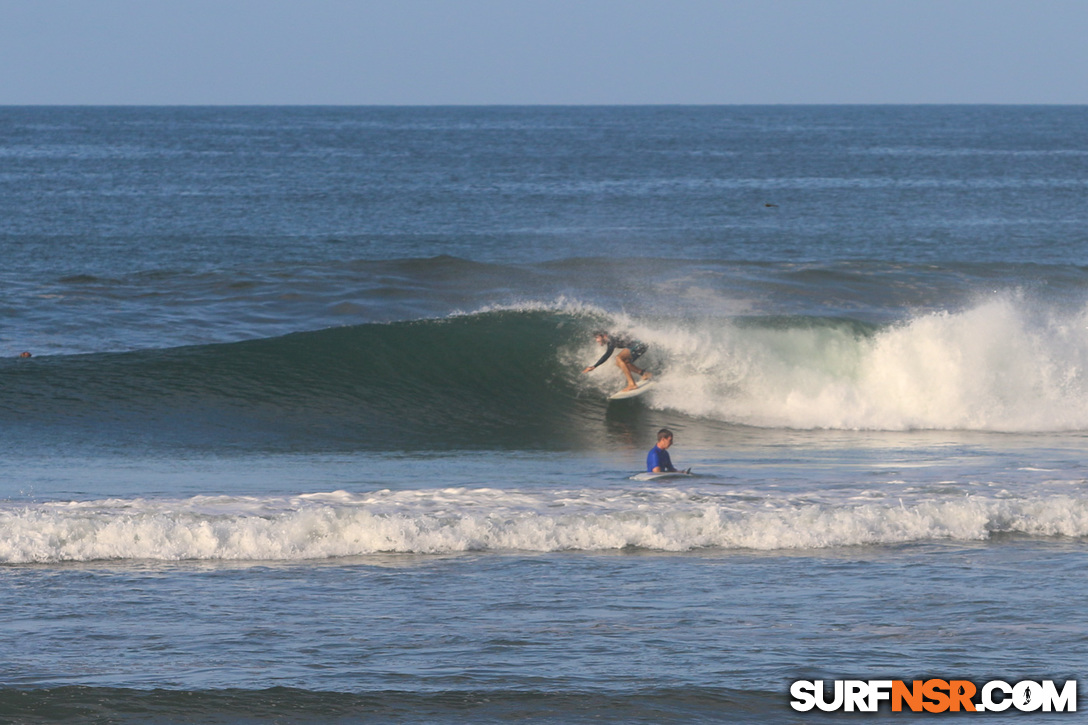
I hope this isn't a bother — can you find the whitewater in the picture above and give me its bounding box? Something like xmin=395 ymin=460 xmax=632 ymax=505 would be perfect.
xmin=5 ymin=486 xmax=1088 ymax=563
xmin=586 ymin=293 xmax=1088 ymax=432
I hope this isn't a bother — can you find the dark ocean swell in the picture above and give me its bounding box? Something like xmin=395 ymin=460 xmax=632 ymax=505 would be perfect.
xmin=0 ymin=309 xmax=622 ymax=451
xmin=0 ymin=685 xmax=786 ymax=724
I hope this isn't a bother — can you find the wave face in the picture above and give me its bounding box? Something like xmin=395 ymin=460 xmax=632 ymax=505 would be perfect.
xmin=3 ymin=488 xmax=1087 ymax=563
xmin=6 ymin=295 xmax=1088 ymax=453
xmin=1 ymin=308 xmax=600 ymax=451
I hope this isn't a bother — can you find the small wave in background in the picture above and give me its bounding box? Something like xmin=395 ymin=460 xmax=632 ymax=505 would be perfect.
xmin=4 ymin=486 xmax=1087 ymax=563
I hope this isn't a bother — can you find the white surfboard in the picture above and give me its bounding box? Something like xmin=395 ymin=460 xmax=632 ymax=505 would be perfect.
xmin=629 ymin=470 xmax=694 ymax=481
xmin=607 ymin=379 xmax=655 ymax=400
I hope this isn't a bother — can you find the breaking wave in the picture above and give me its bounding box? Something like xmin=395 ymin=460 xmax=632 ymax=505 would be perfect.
xmin=4 ymin=294 xmax=1088 ymax=453
xmin=3 ymin=488 xmax=1087 ymax=563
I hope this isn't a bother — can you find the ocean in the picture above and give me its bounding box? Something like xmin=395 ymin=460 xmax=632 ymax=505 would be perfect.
xmin=1 ymin=106 xmax=1086 ymax=722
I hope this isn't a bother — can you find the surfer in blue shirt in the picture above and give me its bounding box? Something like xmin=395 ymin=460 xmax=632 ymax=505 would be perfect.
xmin=647 ymin=428 xmax=681 ymax=473
xmin=582 ymin=330 xmax=651 ymax=392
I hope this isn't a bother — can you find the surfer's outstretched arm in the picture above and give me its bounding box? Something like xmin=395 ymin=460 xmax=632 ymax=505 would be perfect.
xmin=585 ymin=341 xmax=616 ymax=372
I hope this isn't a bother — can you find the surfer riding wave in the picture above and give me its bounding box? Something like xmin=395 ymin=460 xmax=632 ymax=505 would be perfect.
xmin=582 ymin=330 xmax=651 ymax=392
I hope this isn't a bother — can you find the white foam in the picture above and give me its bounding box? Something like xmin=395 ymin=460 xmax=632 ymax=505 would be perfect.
xmin=624 ymin=295 xmax=1088 ymax=432
xmin=3 ymin=488 xmax=1086 ymax=563
xmin=455 ymin=296 xmax=611 ymax=319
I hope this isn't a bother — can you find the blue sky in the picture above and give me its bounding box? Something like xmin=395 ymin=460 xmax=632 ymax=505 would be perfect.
xmin=1 ymin=0 xmax=1085 ymax=104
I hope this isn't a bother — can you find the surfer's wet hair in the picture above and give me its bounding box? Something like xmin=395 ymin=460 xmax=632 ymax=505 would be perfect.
xmin=592 ymin=330 xmax=608 ymax=338
xmin=657 ymin=428 xmax=673 ymax=441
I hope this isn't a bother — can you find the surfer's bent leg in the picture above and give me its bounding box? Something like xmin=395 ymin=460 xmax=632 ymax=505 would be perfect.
xmin=628 ymin=343 xmax=650 ymax=380
xmin=616 ymin=349 xmax=639 ymax=390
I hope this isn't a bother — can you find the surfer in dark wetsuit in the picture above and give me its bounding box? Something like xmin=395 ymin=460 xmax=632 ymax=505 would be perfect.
xmin=582 ymin=330 xmax=651 ymax=392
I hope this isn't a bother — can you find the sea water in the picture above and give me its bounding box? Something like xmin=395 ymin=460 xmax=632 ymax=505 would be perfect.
xmin=1 ymin=106 xmax=1087 ymax=722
